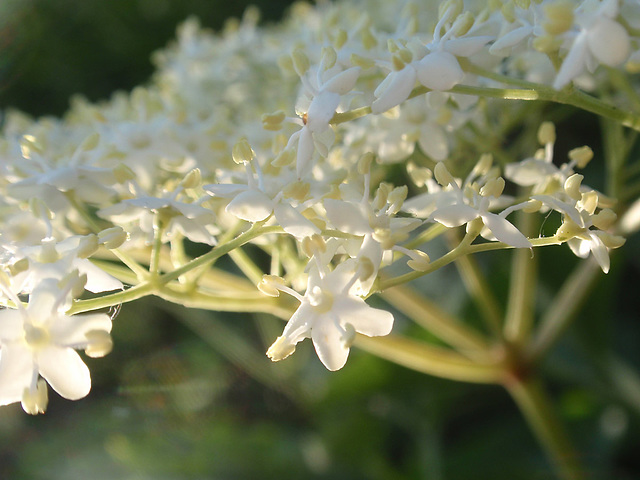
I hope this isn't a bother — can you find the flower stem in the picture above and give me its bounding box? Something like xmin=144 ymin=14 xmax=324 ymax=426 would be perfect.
xmin=504 ymin=211 xmax=538 ymax=345
xmin=355 ymin=334 xmax=504 ymax=384
xmin=505 ymin=376 xmax=585 ymax=480
xmin=530 ymin=259 xmax=601 ymax=361
xmin=447 ymin=231 xmax=503 ymax=337
xmin=376 ymin=234 xmax=561 ymax=292
xmin=380 ymin=285 xmax=492 ymax=360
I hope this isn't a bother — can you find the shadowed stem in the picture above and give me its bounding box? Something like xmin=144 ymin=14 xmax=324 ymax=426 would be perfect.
xmin=506 ymin=376 xmax=585 ymax=480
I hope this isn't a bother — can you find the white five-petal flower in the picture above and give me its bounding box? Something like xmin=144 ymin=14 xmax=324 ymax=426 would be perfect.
xmin=265 ymin=259 xmax=394 ymax=371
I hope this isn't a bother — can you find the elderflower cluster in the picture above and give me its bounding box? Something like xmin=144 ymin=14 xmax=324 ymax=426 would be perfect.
xmin=0 ymin=0 xmax=634 ymax=413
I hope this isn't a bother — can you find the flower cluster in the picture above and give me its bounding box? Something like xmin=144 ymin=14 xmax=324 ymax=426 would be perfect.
xmin=0 ymin=0 xmax=635 ymax=413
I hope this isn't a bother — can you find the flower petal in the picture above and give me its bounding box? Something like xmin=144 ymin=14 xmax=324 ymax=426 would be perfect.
xmin=371 ymin=67 xmax=417 ymax=114
xmin=0 ymin=345 xmax=33 ymax=406
xmin=431 ymin=204 xmax=478 ymax=227
xmin=226 ymin=189 xmax=273 ymax=222
xmin=553 ymin=31 xmax=589 ymax=90
xmin=322 ymin=66 xmax=361 ymax=95
xmin=312 ymin=315 xmax=350 ymax=371
xmin=333 ymin=296 xmax=394 ymax=337
xmin=586 ymin=17 xmax=629 ymax=67
xmin=324 ymin=199 xmax=371 ymax=235
xmin=416 ymin=52 xmax=463 ymax=91
xmin=482 ymin=212 xmax=531 ymax=248
xmin=38 ymin=347 xmax=91 ymax=400
xmin=273 ymin=202 xmax=320 ymax=239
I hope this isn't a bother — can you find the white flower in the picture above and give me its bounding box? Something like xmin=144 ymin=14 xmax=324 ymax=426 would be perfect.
xmin=98 ymin=188 xmax=218 ymax=246
xmin=554 ymin=0 xmax=630 ymax=89
xmin=372 ymin=7 xmax=492 ymax=114
xmin=287 ymin=49 xmax=361 ymax=178
xmin=204 ymin=159 xmax=320 ymax=239
xmin=412 ymin=162 xmax=531 ymax=249
xmin=533 ymin=175 xmax=625 ymax=273
xmin=265 ymin=260 xmax=394 ymax=371
xmin=5 ymin=236 xmax=123 ymax=295
xmin=0 ymin=275 xmax=112 ymax=413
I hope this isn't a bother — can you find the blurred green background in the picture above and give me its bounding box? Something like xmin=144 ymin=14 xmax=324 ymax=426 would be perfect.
xmin=1 ymin=1 xmax=640 ymax=479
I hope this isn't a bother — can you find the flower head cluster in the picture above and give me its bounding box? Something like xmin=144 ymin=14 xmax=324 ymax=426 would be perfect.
xmin=0 ymin=0 xmax=632 ymax=412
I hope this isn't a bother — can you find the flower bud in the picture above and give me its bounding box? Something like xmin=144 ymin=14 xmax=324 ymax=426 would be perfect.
xmin=266 ymin=336 xmax=296 ymax=362
xmin=85 ymin=330 xmax=113 ymax=358
xmin=564 ymin=174 xmax=583 ymax=201
xmin=333 ymin=29 xmax=348 ymax=49
xmin=80 ymin=132 xmax=100 ymax=151
xmin=261 ymin=110 xmax=286 ymax=131
xmin=291 ymin=49 xmax=310 ymax=76
xmin=22 ymin=380 xmax=48 ymax=415
xmin=580 ymin=190 xmax=598 ymax=215
xmin=350 ymin=53 xmax=375 ymax=69
xmin=480 ymin=177 xmax=505 ymax=198
xmin=543 ymin=1 xmax=574 ymax=35
xmin=434 ymin=162 xmax=454 ymax=187
xmin=407 ymin=162 xmax=432 ymax=187
xmin=258 ymin=275 xmax=286 ymax=297
xmin=321 ymin=46 xmax=337 ymax=70
xmin=453 ymin=11 xmax=475 ymax=36
xmin=283 ymin=180 xmax=310 ymax=201
xmin=568 ymin=146 xmax=593 ymax=168
xmin=591 ymin=208 xmax=617 ymax=230
xmin=181 ymin=168 xmax=201 ymax=189
xmin=357 ymin=152 xmax=374 ymax=175
xmin=407 ymin=250 xmax=431 ymax=271
xmin=537 ymin=122 xmax=556 ymax=145
xmin=99 ymin=226 xmax=128 ymax=249
xmin=232 ymin=138 xmax=255 ymax=164
xmin=113 ymin=163 xmax=136 ymax=183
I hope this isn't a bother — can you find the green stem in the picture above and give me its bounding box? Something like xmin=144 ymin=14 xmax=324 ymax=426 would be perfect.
xmin=504 ymin=211 xmax=538 ymax=345
xmin=506 ymin=377 xmax=585 ymax=480
xmin=447 ymin=231 xmax=503 ymax=337
xmin=68 ymin=281 xmax=156 ymax=314
xmin=70 ymin=223 xmax=282 ymax=315
xmin=156 ymin=285 xmax=293 ymax=320
xmin=380 ymin=285 xmax=492 ymax=359
xmin=228 ymin=247 xmax=265 ymax=286
xmin=160 ymin=223 xmax=283 ymax=284
xmin=530 ymin=259 xmax=601 ymax=361
xmin=355 ymin=334 xmax=504 ymax=384
xmin=376 ymin=235 xmax=561 ymax=292
xmin=332 ymin=75 xmax=640 ymax=132
xmin=149 ymin=214 xmax=164 ymax=277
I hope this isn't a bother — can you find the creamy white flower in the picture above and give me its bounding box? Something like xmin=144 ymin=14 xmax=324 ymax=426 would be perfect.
xmin=0 ymin=276 xmax=112 ymax=412
xmin=4 ymin=236 xmax=123 ymax=295
xmin=266 ymin=259 xmax=393 ymax=371
xmin=414 ymin=162 xmax=531 ymax=249
xmin=554 ymin=0 xmax=630 ymax=89
xmin=98 ymin=188 xmax=218 ymax=246
xmin=288 ymin=55 xmax=361 ymax=178
xmin=204 ymin=159 xmax=320 ymax=239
